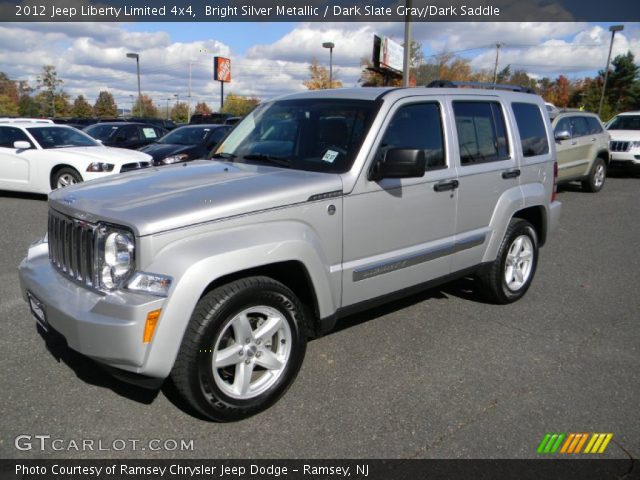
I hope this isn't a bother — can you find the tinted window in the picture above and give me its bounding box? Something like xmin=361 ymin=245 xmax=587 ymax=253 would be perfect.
xmin=84 ymin=124 xmax=119 ymax=140
xmin=607 ymin=115 xmax=640 ymax=130
xmin=512 ymin=102 xmax=550 ymax=157
xmin=571 ymin=117 xmax=589 ymax=137
xmin=555 ymin=117 xmax=571 ymax=136
xmin=0 ymin=127 xmax=31 ymax=148
xmin=454 ymin=101 xmax=509 ymax=165
xmin=586 ymin=117 xmax=603 ymax=134
xmin=380 ymin=103 xmax=445 ymax=170
xmin=26 ymin=126 xmax=98 ymax=149
xmin=208 ymin=127 xmax=229 ymax=145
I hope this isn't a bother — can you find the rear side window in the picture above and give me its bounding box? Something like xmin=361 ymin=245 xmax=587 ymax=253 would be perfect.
xmin=512 ymin=103 xmax=549 ymax=157
xmin=453 ymin=101 xmax=509 ymax=165
xmin=586 ymin=116 xmax=603 ymax=134
xmin=381 ymin=102 xmax=446 ymax=170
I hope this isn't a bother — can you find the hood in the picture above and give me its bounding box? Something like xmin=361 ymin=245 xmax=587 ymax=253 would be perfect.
xmin=48 ymin=160 xmax=343 ymax=236
xmin=52 ymin=146 xmax=151 ymax=164
xmin=138 ymin=143 xmax=202 ymax=162
xmin=607 ymin=130 xmax=640 ymax=142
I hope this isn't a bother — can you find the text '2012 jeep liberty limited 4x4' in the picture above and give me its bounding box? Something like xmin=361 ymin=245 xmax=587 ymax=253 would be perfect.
xmin=19 ymin=82 xmax=561 ymax=421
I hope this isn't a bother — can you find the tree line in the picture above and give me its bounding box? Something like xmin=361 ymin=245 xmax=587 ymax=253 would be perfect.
xmin=305 ymin=42 xmax=640 ymax=121
xmin=0 ymin=65 xmax=259 ymax=121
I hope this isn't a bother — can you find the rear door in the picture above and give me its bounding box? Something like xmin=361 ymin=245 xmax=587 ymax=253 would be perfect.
xmin=341 ymin=97 xmax=457 ymax=307
xmin=449 ymin=97 xmax=519 ymax=272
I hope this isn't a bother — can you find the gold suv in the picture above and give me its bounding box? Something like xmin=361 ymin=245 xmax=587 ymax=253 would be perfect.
xmin=552 ymin=111 xmax=610 ymax=192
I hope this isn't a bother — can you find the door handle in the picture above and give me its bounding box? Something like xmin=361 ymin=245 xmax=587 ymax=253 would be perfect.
xmin=502 ymin=169 xmax=521 ymax=179
xmin=433 ymin=180 xmax=459 ymax=192
xmin=591 ymin=137 xmax=597 ymax=142
xmin=571 ymin=140 xmax=578 ymax=145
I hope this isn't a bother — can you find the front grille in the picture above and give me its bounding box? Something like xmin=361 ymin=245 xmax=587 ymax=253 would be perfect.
xmin=121 ymin=161 xmax=151 ymax=173
xmin=610 ymin=141 xmax=630 ymax=152
xmin=48 ymin=210 xmax=97 ymax=287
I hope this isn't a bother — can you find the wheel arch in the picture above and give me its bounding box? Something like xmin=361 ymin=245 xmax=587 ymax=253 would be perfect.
xmin=49 ymin=164 xmax=82 ymax=189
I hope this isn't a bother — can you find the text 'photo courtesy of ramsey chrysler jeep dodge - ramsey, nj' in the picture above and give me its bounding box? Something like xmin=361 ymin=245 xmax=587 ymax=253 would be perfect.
xmin=19 ymin=82 xmax=561 ymax=421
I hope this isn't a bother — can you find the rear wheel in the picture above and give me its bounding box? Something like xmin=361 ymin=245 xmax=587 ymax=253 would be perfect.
xmin=582 ymin=158 xmax=606 ymax=192
xmin=478 ymin=219 xmax=538 ymax=304
xmin=52 ymin=167 xmax=81 ymax=190
xmin=171 ymin=276 xmax=307 ymax=421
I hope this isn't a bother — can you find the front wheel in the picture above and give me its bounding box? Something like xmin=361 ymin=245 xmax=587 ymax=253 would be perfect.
xmin=582 ymin=158 xmax=606 ymax=192
xmin=52 ymin=167 xmax=82 ymax=190
xmin=477 ymin=219 xmax=539 ymax=304
xmin=171 ymin=276 xmax=307 ymax=421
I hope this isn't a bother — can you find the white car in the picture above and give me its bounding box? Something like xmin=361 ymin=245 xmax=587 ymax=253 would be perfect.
xmin=0 ymin=123 xmax=152 ymax=193
xmin=606 ymin=111 xmax=640 ymax=172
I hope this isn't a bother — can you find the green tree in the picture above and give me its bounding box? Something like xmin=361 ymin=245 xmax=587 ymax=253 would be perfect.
xmin=0 ymin=72 xmax=20 ymax=108
xmin=0 ymin=94 xmax=19 ymax=115
xmin=36 ymin=65 xmax=63 ymax=117
xmin=72 ymin=95 xmax=93 ymax=118
xmin=18 ymin=94 xmax=39 ymax=117
xmin=303 ymin=58 xmax=342 ymax=90
xmin=194 ymin=101 xmax=212 ymax=115
xmin=605 ymin=52 xmax=640 ymax=112
xmin=220 ymin=94 xmax=259 ymax=116
xmin=132 ymin=94 xmax=158 ymax=117
xmin=93 ymin=90 xmax=118 ymax=118
xmin=170 ymin=101 xmax=189 ymax=123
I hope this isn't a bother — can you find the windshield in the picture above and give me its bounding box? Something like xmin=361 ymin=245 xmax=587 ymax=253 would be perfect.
xmin=214 ymin=99 xmax=375 ymax=173
xmin=27 ymin=126 xmax=100 ymax=148
xmin=84 ymin=124 xmax=121 ymax=141
xmin=607 ymin=115 xmax=640 ymax=130
xmin=159 ymin=126 xmax=213 ymax=145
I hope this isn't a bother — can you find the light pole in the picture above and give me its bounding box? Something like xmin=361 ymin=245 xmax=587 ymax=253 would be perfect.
xmin=322 ymin=42 xmax=334 ymax=89
xmin=129 ymin=94 xmax=134 ymax=118
xmin=126 ymin=52 xmax=141 ymax=115
xmin=599 ymin=25 xmax=624 ymax=118
xmin=166 ymin=98 xmax=171 ymax=119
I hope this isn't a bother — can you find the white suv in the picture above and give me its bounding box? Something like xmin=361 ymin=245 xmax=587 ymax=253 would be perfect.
xmin=0 ymin=123 xmax=152 ymax=193
xmin=607 ymin=111 xmax=640 ymax=173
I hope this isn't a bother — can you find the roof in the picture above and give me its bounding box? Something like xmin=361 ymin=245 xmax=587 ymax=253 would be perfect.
xmin=615 ymin=111 xmax=640 ymax=116
xmin=0 ymin=118 xmax=54 ymax=124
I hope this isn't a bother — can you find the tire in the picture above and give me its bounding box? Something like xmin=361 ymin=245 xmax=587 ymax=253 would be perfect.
xmin=582 ymin=158 xmax=606 ymax=192
xmin=170 ymin=276 xmax=307 ymax=421
xmin=477 ymin=219 xmax=538 ymax=304
xmin=52 ymin=167 xmax=82 ymax=190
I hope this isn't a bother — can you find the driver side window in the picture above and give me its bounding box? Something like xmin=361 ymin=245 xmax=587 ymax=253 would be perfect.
xmin=380 ymin=103 xmax=446 ymax=171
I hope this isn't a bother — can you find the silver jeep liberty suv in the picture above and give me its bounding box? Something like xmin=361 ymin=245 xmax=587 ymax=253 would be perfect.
xmin=19 ymin=82 xmax=561 ymax=421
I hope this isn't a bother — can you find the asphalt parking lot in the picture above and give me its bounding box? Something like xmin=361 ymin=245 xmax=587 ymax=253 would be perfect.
xmin=0 ymin=176 xmax=638 ymax=460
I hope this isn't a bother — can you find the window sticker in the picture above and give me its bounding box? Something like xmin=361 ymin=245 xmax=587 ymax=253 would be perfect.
xmin=322 ymin=149 xmax=339 ymax=163
xmin=142 ymin=128 xmax=157 ymax=139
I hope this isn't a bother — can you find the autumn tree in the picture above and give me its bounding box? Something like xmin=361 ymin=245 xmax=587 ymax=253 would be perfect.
xmin=72 ymin=95 xmax=93 ymax=118
xmin=303 ymin=58 xmax=342 ymax=90
xmin=220 ymin=94 xmax=259 ymax=116
xmin=170 ymin=101 xmax=189 ymax=123
xmin=0 ymin=94 xmax=18 ymax=115
xmin=36 ymin=65 xmax=63 ymax=117
xmin=93 ymin=90 xmax=118 ymax=118
xmin=0 ymin=72 xmax=20 ymax=115
xmin=132 ymin=94 xmax=158 ymax=117
xmin=194 ymin=102 xmax=212 ymax=115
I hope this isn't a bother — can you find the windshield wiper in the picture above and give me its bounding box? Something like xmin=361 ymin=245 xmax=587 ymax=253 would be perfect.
xmin=210 ymin=152 xmax=236 ymax=160
xmin=243 ymin=154 xmax=291 ymax=168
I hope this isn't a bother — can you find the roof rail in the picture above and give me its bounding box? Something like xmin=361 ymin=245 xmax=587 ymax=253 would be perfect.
xmin=425 ymin=80 xmax=536 ymax=94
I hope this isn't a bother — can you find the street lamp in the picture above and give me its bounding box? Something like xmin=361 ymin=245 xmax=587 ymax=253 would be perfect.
xmin=599 ymin=25 xmax=624 ymax=117
xmin=322 ymin=42 xmax=334 ymax=89
xmin=166 ymin=98 xmax=171 ymax=119
xmin=129 ymin=94 xmax=134 ymax=118
xmin=126 ymin=52 xmax=141 ymax=115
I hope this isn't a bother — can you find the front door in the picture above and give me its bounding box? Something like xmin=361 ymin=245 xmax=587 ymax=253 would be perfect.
xmin=342 ymin=98 xmax=457 ymax=307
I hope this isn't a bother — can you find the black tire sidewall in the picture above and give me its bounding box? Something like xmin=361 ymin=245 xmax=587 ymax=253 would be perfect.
xmin=192 ymin=281 xmax=306 ymax=420
xmin=587 ymin=159 xmax=606 ymax=192
xmin=498 ymin=222 xmax=538 ymax=302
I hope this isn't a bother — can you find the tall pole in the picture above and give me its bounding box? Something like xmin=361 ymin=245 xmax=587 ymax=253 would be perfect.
xmin=166 ymin=98 xmax=170 ymax=119
xmin=220 ymin=81 xmax=224 ymax=109
xmin=403 ymin=0 xmax=412 ymax=87
xmin=492 ymin=42 xmax=503 ymax=85
xmin=187 ymin=60 xmax=192 ymax=122
xmin=136 ymin=56 xmax=141 ymax=106
xmin=329 ymin=47 xmax=333 ymax=88
xmin=599 ymin=25 xmax=624 ymax=118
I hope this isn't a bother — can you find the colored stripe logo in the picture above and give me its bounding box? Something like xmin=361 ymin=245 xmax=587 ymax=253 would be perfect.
xmin=537 ymin=433 xmax=613 ymax=454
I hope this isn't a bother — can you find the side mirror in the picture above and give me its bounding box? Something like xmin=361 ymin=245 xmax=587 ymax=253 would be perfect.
xmin=14 ymin=141 xmax=32 ymax=150
xmin=370 ymin=148 xmax=426 ymax=181
xmin=554 ymin=130 xmax=571 ymax=141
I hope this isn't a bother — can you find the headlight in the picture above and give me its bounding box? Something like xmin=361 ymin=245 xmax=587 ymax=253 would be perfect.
xmin=87 ymin=162 xmax=115 ymax=172
xmin=629 ymin=141 xmax=640 ymax=151
xmin=161 ymin=154 xmax=189 ymax=165
xmin=127 ymin=272 xmax=172 ymax=297
xmin=96 ymin=227 xmax=135 ymax=289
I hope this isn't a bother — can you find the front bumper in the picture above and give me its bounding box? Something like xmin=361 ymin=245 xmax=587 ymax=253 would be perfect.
xmin=609 ymin=151 xmax=640 ymax=169
xmin=18 ymin=240 xmax=165 ymax=375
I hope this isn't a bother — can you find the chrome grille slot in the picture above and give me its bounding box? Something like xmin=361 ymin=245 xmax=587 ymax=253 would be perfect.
xmin=610 ymin=141 xmax=630 ymax=152
xmin=48 ymin=210 xmax=97 ymax=287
